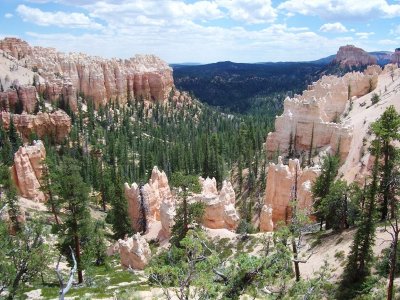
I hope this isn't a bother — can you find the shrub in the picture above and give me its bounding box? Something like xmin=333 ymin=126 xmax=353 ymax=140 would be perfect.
xmin=371 ymin=93 xmax=380 ymax=105
xmin=236 ymin=220 xmax=256 ymax=234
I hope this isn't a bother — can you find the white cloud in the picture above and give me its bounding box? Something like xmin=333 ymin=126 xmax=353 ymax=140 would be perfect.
xmin=216 ymin=0 xmax=276 ymax=24
xmin=378 ymin=39 xmax=398 ymax=46
xmin=320 ymin=22 xmax=348 ymax=33
xmin=16 ymin=4 xmax=103 ymax=29
xmin=355 ymin=32 xmax=374 ymax=39
xmin=278 ymin=0 xmax=400 ymax=20
xmin=24 ymin=20 xmax=352 ymax=63
xmin=4 ymin=13 xmax=13 ymax=18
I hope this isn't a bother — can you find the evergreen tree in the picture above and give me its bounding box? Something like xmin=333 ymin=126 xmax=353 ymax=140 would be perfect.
xmin=56 ymin=157 xmax=92 ymax=284
xmin=341 ymin=145 xmax=379 ymax=292
xmin=312 ymin=155 xmax=340 ymax=230
xmin=371 ymin=105 xmax=400 ymax=220
xmin=108 ymin=173 xmax=133 ymax=239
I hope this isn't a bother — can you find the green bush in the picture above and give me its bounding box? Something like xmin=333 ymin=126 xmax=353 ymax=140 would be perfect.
xmin=371 ymin=93 xmax=380 ymax=104
xmin=236 ymin=220 xmax=256 ymax=234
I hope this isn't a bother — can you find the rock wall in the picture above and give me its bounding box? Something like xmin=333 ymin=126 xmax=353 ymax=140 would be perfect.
xmin=124 ymin=166 xmax=175 ymax=239
xmin=260 ymin=157 xmax=320 ymax=232
xmin=118 ymin=233 xmax=151 ymax=270
xmin=11 ymin=140 xmax=46 ymax=202
xmin=266 ymin=68 xmax=380 ymax=161
xmin=334 ymin=45 xmax=377 ymax=68
xmin=0 ymin=38 xmax=174 ymax=109
xmin=191 ymin=177 xmax=240 ymax=231
xmin=0 ymin=86 xmax=38 ymax=113
xmin=0 ymin=110 xmax=71 ymax=143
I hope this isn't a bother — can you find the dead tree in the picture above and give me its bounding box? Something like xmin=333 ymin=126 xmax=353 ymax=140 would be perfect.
xmin=56 ymin=246 xmax=77 ymax=300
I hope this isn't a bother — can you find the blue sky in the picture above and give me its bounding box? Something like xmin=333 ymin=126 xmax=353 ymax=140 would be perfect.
xmin=0 ymin=0 xmax=399 ymax=63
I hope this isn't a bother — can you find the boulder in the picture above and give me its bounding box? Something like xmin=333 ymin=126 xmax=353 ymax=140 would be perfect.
xmin=259 ymin=157 xmax=320 ymax=232
xmin=118 ymin=233 xmax=151 ymax=270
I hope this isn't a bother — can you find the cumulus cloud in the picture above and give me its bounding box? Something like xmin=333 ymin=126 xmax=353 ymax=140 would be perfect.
xmin=16 ymin=4 xmax=103 ymax=29
xmin=320 ymin=22 xmax=348 ymax=33
xmin=216 ymin=0 xmax=276 ymax=24
xmin=278 ymin=0 xmax=400 ymax=20
xmin=4 ymin=13 xmax=13 ymax=18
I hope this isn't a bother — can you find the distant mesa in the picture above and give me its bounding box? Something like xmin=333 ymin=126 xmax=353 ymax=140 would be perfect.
xmin=392 ymin=48 xmax=400 ymax=66
xmin=333 ymin=45 xmax=377 ymax=68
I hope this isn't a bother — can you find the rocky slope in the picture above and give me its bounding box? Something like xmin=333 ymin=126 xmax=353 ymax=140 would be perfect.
xmin=0 ymin=37 xmax=174 ymax=110
xmin=333 ymin=45 xmax=377 ymax=68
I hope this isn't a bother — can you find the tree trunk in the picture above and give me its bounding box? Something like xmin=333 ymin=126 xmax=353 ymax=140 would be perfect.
xmin=387 ymin=230 xmax=399 ymax=300
xmin=74 ymin=233 xmax=83 ymax=284
xmin=292 ymin=238 xmax=301 ymax=282
xmin=381 ymin=143 xmax=389 ymax=221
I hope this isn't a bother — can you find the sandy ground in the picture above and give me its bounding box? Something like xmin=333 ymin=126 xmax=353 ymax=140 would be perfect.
xmin=299 ymin=226 xmax=392 ymax=280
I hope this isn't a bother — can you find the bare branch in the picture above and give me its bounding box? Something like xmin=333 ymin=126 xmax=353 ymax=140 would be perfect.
xmin=57 ymin=246 xmax=77 ymax=300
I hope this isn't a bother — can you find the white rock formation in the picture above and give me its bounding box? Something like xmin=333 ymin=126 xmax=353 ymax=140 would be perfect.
xmin=124 ymin=166 xmax=175 ymax=239
xmin=266 ymin=68 xmax=380 ymax=161
xmin=192 ymin=177 xmax=240 ymax=231
xmin=118 ymin=233 xmax=151 ymax=270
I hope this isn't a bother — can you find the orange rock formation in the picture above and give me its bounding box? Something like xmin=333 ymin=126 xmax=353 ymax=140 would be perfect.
xmin=0 ymin=37 xmax=174 ymax=110
xmin=11 ymin=140 xmax=46 ymax=202
xmin=0 ymin=110 xmax=71 ymax=143
xmin=260 ymin=157 xmax=320 ymax=232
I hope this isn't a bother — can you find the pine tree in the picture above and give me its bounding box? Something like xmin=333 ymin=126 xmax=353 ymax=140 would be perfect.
xmin=341 ymin=145 xmax=379 ymax=290
xmin=56 ymin=157 xmax=92 ymax=284
xmin=108 ymin=173 xmax=133 ymax=239
xmin=312 ymin=155 xmax=340 ymax=230
xmin=371 ymin=105 xmax=400 ymax=220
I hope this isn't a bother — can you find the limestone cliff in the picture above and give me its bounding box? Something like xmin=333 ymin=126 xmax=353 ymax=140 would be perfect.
xmin=266 ymin=66 xmax=380 ymax=161
xmin=334 ymin=45 xmax=377 ymax=68
xmin=11 ymin=141 xmax=46 ymax=202
xmin=0 ymin=110 xmax=71 ymax=143
xmin=0 ymin=37 xmax=174 ymax=109
xmin=260 ymin=157 xmax=319 ymax=232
